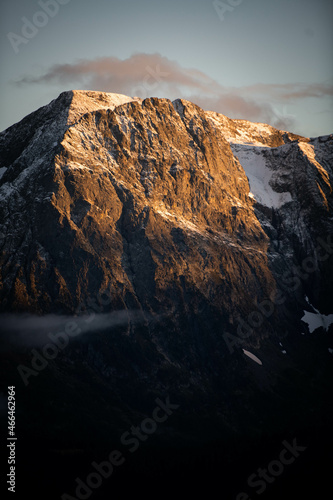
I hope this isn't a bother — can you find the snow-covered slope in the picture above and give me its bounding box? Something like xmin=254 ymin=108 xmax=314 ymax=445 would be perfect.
xmin=66 ymin=90 xmax=142 ymax=126
xmin=230 ymin=144 xmax=293 ymax=208
xmin=206 ymin=109 xmax=305 ymax=147
xmin=206 ymin=107 xmax=332 ymax=224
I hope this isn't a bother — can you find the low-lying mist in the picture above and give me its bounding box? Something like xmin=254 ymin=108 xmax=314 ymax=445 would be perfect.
xmin=0 ymin=310 xmax=150 ymax=348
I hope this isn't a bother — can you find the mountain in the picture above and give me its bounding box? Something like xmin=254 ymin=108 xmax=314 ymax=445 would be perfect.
xmin=0 ymin=91 xmax=332 ymax=499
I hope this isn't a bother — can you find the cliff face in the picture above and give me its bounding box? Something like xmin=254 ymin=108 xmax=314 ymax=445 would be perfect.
xmin=1 ymin=91 xmax=333 ymax=498
xmin=1 ymin=90 xmax=332 ymax=329
xmin=0 ymin=92 xmax=272 ymax=318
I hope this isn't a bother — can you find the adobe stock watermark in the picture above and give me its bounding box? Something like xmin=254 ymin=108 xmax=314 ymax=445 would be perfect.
xmin=132 ymin=65 xmax=170 ymax=99
xmin=16 ymin=290 xmax=115 ymax=386
xmin=271 ymin=105 xmax=296 ymax=130
xmin=213 ymin=0 xmax=246 ymax=22
xmin=236 ymin=438 xmax=307 ymax=499
xmin=61 ymin=396 xmax=180 ymax=500
xmin=223 ymin=235 xmax=333 ymax=354
xmin=7 ymin=0 xmax=72 ymax=54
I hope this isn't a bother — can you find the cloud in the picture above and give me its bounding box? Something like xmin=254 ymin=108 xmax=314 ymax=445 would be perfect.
xmin=192 ymin=94 xmax=298 ymax=130
xmin=16 ymin=53 xmax=220 ymax=97
xmin=242 ymin=82 xmax=333 ymax=101
xmin=14 ymin=53 xmax=333 ymax=131
xmin=191 ymin=93 xmax=271 ymax=122
xmin=0 ymin=310 xmax=149 ymax=348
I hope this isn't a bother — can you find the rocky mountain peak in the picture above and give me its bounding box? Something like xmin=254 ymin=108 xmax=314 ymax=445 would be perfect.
xmin=0 ymin=90 xmax=332 ymax=318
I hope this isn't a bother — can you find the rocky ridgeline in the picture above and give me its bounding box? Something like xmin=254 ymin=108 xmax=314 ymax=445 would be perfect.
xmin=0 ymin=91 xmax=332 ymax=328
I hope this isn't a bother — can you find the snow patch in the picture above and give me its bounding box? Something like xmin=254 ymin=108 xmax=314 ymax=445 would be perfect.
xmin=206 ymin=111 xmax=289 ymax=147
xmin=301 ymin=296 xmax=333 ymax=333
xmin=242 ymin=349 xmax=263 ymax=365
xmin=231 ymin=145 xmax=292 ymax=208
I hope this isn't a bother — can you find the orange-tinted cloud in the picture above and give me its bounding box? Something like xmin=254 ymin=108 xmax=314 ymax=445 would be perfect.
xmin=16 ymin=53 xmax=220 ymax=96
xmin=15 ymin=53 xmax=332 ymax=131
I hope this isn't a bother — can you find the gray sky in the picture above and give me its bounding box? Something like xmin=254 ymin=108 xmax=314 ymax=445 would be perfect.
xmin=1 ymin=0 xmax=332 ymax=136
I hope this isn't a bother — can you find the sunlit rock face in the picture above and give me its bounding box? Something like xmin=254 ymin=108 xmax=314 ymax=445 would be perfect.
xmin=1 ymin=91 xmax=332 ymax=328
